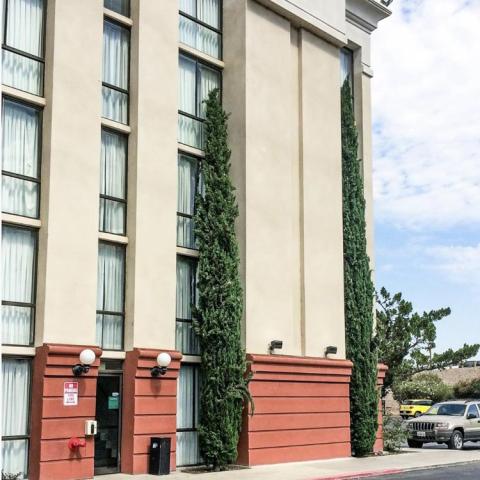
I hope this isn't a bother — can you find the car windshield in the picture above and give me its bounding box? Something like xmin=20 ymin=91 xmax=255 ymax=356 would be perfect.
xmin=424 ymin=403 xmax=466 ymax=416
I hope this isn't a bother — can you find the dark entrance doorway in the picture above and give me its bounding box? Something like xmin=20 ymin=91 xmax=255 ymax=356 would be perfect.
xmin=94 ymin=362 xmax=122 ymax=475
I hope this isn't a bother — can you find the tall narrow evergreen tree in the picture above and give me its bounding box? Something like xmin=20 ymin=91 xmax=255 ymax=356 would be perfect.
xmin=194 ymin=89 xmax=250 ymax=470
xmin=341 ymin=80 xmax=379 ymax=456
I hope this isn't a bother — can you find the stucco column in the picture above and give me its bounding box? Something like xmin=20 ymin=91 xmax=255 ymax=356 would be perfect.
xmin=299 ymin=30 xmax=346 ymax=359
xmin=125 ymin=1 xmax=178 ymax=351
xmin=224 ymin=0 xmax=302 ymax=357
xmin=36 ymin=0 xmax=103 ymax=346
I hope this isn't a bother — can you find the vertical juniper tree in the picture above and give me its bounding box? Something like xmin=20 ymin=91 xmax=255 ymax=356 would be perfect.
xmin=341 ymin=80 xmax=379 ymax=456
xmin=194 ymin=89 xmax=249 ymax=470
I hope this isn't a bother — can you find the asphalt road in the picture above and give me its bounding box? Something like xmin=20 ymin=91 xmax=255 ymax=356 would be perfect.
xmin=366 ymin=462 xmax=480 ymax=479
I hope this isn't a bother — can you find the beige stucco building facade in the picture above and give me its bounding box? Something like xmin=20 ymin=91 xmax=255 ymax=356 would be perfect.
xmin=1 ymin=0 xmax=390 ymax=478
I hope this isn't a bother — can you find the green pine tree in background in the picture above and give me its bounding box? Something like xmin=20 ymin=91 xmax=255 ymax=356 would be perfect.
xmin=194 ymin=88 xmax=250 ymax=470
xmin=341 ymin=80 xmax=379 ymax=457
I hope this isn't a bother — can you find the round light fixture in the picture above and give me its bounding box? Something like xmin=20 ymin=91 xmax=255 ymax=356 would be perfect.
xmin=72 ymin=349 xmax=96 ymax=376
xmin=151 ymin=352 xmax=172 ymax=377
xmin=157 ymin=352 xmax=172 ymax=368
xmin=79 ymin=349 xmax=96 ymax=365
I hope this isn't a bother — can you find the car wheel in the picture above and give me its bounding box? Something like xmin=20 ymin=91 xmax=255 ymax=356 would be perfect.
xmin=447 ymin=430 xmax=464 ymax=450
xmin=407 ymin=440 xmax=423 ymax=448
xmin=414 ymin=412 xmax=422 ymax=418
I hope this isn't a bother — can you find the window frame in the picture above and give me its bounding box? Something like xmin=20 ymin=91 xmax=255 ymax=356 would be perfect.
xmin=99 ymin=126 xmax=128 ymax=236
xmin=175 ymin=254 xmax=199 ymax=356
xmin=340 ymin=47 xmax=354 ymax=96
xmin=179 ymin=0 xmax=223 ymax=60
xmin=1 ymin=355 xmax=33 ymax=479
xmin=104 ymin=0 xmax=130 ymax=18
xmin=102 ymin=16 xmax=131 ymax=125
xmin=1 ymin=223 xmax=39 ymax=347
xmin=176 ymin=152 xmax=201 ymax=250
xmin=176 ymin=362 xmax=201 ymax=467
xmin=2 ymin=0 xmax=47 ymax=96
xmin=178 ymin=51 xmax=222 ymax=128
xmin=96 ymin=240 xmax=126 ymax=351
xmin=1 ymin=96 xmax=43 ymax=219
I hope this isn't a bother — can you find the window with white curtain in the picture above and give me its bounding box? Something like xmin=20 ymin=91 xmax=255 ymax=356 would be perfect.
xmin=104 ymin=0 xmax=130 ymax=17
xmin=2 ymin=225 xmax=37 ymax=346
xmin=2 ymin=98 xmax=41 ymax=219
xmin=100 ymin=129 xmax=127 ymax=235
xmin=177 ymin=364 xmax=201 ymax=466
xmin=176 ymin=256 xmax=199 ymax=355
xmin=340 ymin=47 xmax=354 ymax=90
xmin=177 ymin=154 xmax=201 ymax=249
xmin=102 ymin=19 xmax=130 ymax=124
xmin=2 ymin=357 xmax=31 ymax=479
xmin=96 ymin=242 xmax=125 ymax=350
xmin=2 ymin=0 xmax=45 ymax=95
xmin=179 ymin=0 xmax=221 ymax=59
xmin=178 ymin=53 xmax=221 ymax=150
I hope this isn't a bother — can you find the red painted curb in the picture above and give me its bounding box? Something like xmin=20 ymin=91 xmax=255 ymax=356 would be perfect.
xmin=312 ymin=468 xmax=404 ymax=480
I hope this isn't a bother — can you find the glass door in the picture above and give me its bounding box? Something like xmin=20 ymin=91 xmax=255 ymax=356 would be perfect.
xmin=94 ymin=367 xmax=122 ymax=475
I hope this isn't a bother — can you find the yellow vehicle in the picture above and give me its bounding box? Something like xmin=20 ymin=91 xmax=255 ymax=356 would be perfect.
xmin=400 ymin=399 xmax=433 ymax=419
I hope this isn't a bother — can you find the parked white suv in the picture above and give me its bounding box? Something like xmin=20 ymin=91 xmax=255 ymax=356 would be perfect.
xmin=406 ymin=400 xmax=480 ymax=450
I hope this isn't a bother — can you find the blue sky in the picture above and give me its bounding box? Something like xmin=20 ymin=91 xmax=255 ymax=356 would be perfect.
xmin=372 ymin=0 xmax=480 ymax=353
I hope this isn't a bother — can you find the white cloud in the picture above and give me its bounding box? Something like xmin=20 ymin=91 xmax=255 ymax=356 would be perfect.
xmin=372 ymin=0 xmax=480 ymax=230
xmin=427 ymin=243 xmax=480 ymax=287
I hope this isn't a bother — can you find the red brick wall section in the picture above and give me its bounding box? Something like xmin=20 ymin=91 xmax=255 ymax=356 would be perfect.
xmin=121 ymin=348 xmax=182 ymax=474
xmin=237 ymin=354 xmax=353 ymax=466
xmin=374 ymin=364 xmax=388 ymax=453
xmin=29 ymin=343 xmax=102 ymax=480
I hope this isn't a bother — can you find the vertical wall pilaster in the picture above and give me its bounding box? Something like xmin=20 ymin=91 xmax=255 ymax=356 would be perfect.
xmin=125 ymin=0 xmax=178 ymax=352
xmin=375 ymin=364 xmax=388 ymax=452
xmin=299 ymin=29 xmax=345 ymax=359
xmin=37 ymin=0 xmax=103 ymax=347
xmin=29 ymin=344 xmax=102 ymax=480
xmin=121 ymin=349 xmax=182 ymax=474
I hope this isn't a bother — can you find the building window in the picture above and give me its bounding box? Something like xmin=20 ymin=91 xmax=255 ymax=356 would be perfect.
xmin=177 ymin=364 xmax=201 ymax=466
xmin=102 ymin=19 xmax=129 ymax=124
xmin=176 ymin=256 xmax=199 ymax=355
xmin=2 ymin=225 xmax=37 ymax=346
xmin=178 ymin=53 xmax=220 ymax=150
xmin=104 ymin=0 xmax=130 ymax=17
xmin=96 ymin=242 xmax=125 ymax=350
xmin=1 ymin=357 xmax=31 ymax=479
xmin=179 ymin=0 xmax=221 ymax=59
xmin=177 ymin=153 xmax=202 ymax=249
xmin=2 ymin=98 xmax=41 ymax=219
xmin=100 ymin=129 xmax=127 ymax=235
xmin=2 ymin=0 xmax=45 ymax=96
xmin=340 ymin=47 xmax=353 ymax=89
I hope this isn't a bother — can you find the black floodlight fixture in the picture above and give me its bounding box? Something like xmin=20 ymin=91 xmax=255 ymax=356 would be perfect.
xmin=325 ymin=345 xmax=338 ymax=357
xmin=268 ymin=340 xmax=283 ymax=354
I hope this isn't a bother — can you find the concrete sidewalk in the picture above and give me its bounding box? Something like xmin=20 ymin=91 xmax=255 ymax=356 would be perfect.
xmin=97 ymin=446 xmax=480 ymax=480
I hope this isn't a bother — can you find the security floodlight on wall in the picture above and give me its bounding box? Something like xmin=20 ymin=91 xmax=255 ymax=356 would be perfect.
xmin=151 ymin=352 xmax=172 ymax=377
xmin=268 ymin=340 xmax=283 ymax=354
xmin=325 ymin=346 xmax=338 ymax=357
xmin=72 ymin=349 xmax=96 ymax=376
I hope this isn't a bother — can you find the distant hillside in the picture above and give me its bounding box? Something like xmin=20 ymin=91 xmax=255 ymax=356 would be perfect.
xmin=434 ymin=366 xmax=480 ymax=386
xmin=385 ymin=366 xmax=480 ymax=415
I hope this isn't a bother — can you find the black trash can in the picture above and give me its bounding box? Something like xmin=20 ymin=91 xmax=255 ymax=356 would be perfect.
xmin=148 ymin=437 xmax=171 ymax=475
